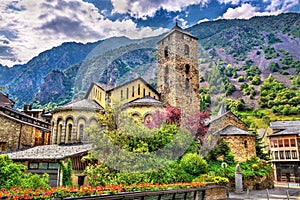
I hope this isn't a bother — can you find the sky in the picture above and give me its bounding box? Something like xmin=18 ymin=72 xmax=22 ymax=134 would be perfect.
xmin=0 ymin=0 xmax=299 ymax=67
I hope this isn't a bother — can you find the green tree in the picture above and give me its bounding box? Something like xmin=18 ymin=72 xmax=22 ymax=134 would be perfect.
xmin=0 ymin=154 xmax=50 ymax=189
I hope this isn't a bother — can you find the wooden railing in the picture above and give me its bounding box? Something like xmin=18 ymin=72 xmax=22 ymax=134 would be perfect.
xmin=64 ymin=186 xmax=227 ymax=200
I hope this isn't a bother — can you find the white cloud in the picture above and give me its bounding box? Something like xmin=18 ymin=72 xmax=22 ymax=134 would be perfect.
xmin=111 ymin=0 xmax=210 ymax=19
xmin=220 ymin=3 xmax=283 ymax=20
xmin=217 ymin=0 xmax=241 ymax=5
xmin=197 ymin=18 xmax=210 ymax=24
xmin=0 ymin=0 xmax=168 ymax=66
xmin=265 ymin=0 xmax=299 ymax=12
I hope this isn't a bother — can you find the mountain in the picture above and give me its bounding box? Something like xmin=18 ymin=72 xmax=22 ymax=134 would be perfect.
xmin=1 ymin=13 xmax=300 ymax=109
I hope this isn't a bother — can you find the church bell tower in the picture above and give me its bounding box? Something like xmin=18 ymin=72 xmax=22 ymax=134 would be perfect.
xmin=157 ymin=23 xmax=200 ymax=115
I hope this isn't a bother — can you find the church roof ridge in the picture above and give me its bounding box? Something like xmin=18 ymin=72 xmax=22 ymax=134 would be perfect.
xmin=158 ymin=23 xmax=198 ymax=43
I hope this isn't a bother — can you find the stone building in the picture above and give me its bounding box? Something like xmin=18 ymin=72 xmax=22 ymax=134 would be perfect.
xmin=208 ymin=111 xmax=256 ymax=162
xmin=267 ymin=121 xmax=300 ymax=183
xmin=0 ymin=105 xmax=51 ymax=152
xmin=157 ymin=22 xmax=199 ymax=117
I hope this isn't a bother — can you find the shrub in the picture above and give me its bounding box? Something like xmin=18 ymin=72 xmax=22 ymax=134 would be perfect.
xmin=180 ymin=153 xmax=208 ymax=176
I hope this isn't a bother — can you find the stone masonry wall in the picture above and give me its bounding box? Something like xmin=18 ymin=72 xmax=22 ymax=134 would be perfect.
xmin=221 ymin=135 xmax=256 ymax=162
xmin=0 ymin=115 xmax=36 ymax=151
xmin=157 ymin=30 xmax=200 ymax=117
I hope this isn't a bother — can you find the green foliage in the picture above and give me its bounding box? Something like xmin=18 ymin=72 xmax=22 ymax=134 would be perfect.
xmin=269 ymin=62 xmax=280 ymax=72
xmin=262 ymin=46 xmax=279 ymax=59
xmin=225 ymin=99 xmax=246 ymax=114
xmin=193 ymin=174 xmax=229 ymax=185
xmin=246 ymin=66 xmax=261 ymax=78
xmin=251 ymin=75 xmax=261 ymax=85
xmin=240 ymin=157 xmax=273 ymax=178
xmin=267 ymin=33 xmax=282 ymax=45
xmin=207 ymin=139 xmax=235 ymax=165
xmin=237 ymin=76 xmax=245 ymax=82
xmin=199 ymin=87 xmax=211 ymax=111
xmin=180 ymin=153 xmax=208 ymax=176
xmin=259 ymin=74 xmax=300 ymax=115
xmin=59 ymin=158 xmax=73 ymax=187
xmin=0 ymin=154 xmax=50 ymax=189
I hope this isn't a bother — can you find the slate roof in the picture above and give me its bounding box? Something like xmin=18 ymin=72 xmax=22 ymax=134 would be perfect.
xmin=268 ymin=127 xmax=300 ymax=137
xmin=0 ymin=106 xmax=50 ymax=132
xmin=215 ymin=125 xmax=254 ymax=136
xmin=7 ymin=143 xmax=93 ymax=160
xmin=53 ymin=99 xmax=103 ymax=113
xmin=159 ymin=23 xmax=198 ymax=42
xmin=269 ymin=121 xmax=300 ymax=130
xmin=123 ymin=96 xmax=165 ymax=107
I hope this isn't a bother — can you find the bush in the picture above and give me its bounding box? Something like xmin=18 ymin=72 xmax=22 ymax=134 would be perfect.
xmin=180 ymin=153 xmax=208 ymax=176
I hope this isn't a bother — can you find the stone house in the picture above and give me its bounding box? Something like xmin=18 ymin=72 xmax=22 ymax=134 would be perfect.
xmin=267 ymin=121 xmax=300 ymax=183
xmin=207 ymin=110 xmax=256 ymax=162
xmin=0 ymin=105 xmax=51 ymax=152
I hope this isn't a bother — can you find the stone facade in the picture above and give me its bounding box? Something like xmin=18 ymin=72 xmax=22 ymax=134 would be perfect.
xmin=0 ymin=112 xmax=50 ymax=152
xmin=157 ymin=24 xmax=200 ymax=117
xmin=222 ymin=135 xmax=256 ymax=162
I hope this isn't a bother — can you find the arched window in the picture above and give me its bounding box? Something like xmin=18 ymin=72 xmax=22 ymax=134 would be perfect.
xmin=164 ymin=46 xmax=169 ymax=58
xmin=67 ymin=124 xmax=72 ymax=143
xmin=57 ymin=124 xmax=62 ymax=144
xmin=185 ymin=64 xmax=190 ymax=75
xmin=184 ymin=44 xmax=189 ymax=55
xmin=79 ymin=124 xmax=84 ymax=141
xmin=244 ymin=140 xmax=248 ymax=148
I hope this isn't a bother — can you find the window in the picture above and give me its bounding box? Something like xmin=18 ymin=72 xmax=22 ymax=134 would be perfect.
xmin=290 ymin=139 xmax=296 ymax=147
xmin=164 ymin=46 xmax=169 ymax=58
xmin=285 ymin=151 xmax=291 ymax=159
xmin=126 ymin=88 xmax=129 ymax=99
xmin=79 ymin=124 xmax=84 ymax=140
xmin=184 ymin=44 xmax=189 ymax=55
xmin=48 ymin=163 xmax=59 ymax=170
xmin=279 ymin=151 xmax=284 ymax=159
xmin=291 ymin=150 xmax=297 ymax=159
xmin=138 ymin=84 xmax=140 ymax=95
xmin=143 ymin=88 xmax=146 ymax=96
xmin=39 ymin=162 xmax=48 ymax=169
xmin=148 ymin=92 xmax=151 ymax=96
xmin=132 ymin=86 xmax=135 ymax=97
xmin=121 ymin=90 xmax=123 ymax=99
xmin=0 ymin=142 xmax=6 ymax=152
xmin=29 ymin=163 xmax=39 ymax=169
xmin=274 ymin=151 xmax=279 ymax=159
xmin=273 ymin=140 xmax=278 ymax=147
xmin=284 ymin=139 xmax=289 ymax=147
xmin=244 ymin=140 xmax=248 ymax=148
xmin=278 ymin=140 xmax=283 ymax=147
xmin=185 ymin=64 xmax=190 ymax=75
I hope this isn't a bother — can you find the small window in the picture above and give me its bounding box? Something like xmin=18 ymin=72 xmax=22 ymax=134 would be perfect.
xmin=185 ymin=64 xmax=190 ymax=75
xmin=164 ymin=46 xmax=169 ymax=58
xmin=0 ymin=142 xmax=6 ymax=152
xmin=284 ymin=139 xmax=289 ymax=147
xmin=290 ymin=139 xmax=296 ymax=147
xmin=279 ymin=151 xmax=284 ymax=159
xmin=184 ymin=44 xmax=189 ymax=55
xmin=244 ymin=140 xmax=248 ymax=148
xmin=132 ymin=86 xmax=135 ymax=97
xmin=138 ymin=84 xmax=140 ymax=95
xmin=126 ymin=88 xmax=129 ymax=99
xmin=39 ymin=162 xmax=48 ymax=169
xmin=48 ymin=163 xmax=59 ymax=169
xmin=121 ymin=90 xmax=123 ymax=99
xmin=143 ymin=88 xmax=146 ymax=96
xmin=29 ymin=162 xmax=39 ymax=169
xmin=278 ymin=140 xmax=283 ymax=147
xmin=285 ymin=151 xmax=291 ymax=159
xmin=274 ymin=151 xmax=279 ymax=159
xmin=291 ymin=150 xmax=297 ymax=159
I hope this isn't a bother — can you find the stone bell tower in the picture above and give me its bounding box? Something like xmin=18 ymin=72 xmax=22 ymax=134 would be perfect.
xmin=157 ymin=23 xmax=200 ymax=116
